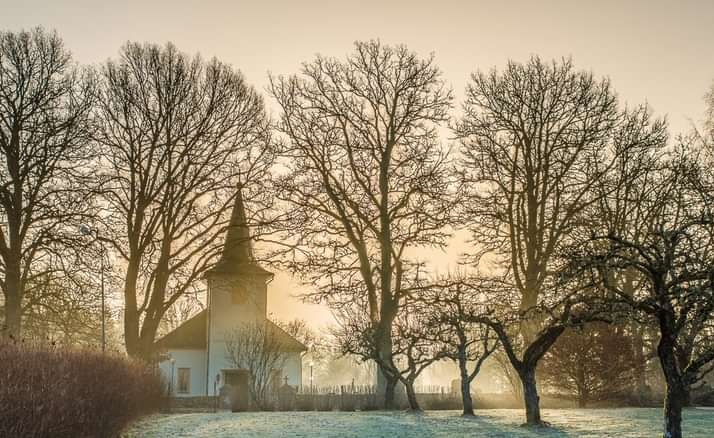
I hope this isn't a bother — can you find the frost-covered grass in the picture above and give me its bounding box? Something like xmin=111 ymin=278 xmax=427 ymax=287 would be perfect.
xmin=122 ymin=408 xmax=714 ymax=438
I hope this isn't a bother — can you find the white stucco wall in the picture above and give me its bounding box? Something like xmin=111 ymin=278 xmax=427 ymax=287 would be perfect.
xmin=159 ymin=349 xmax=207 ymax=397
xmin=283 ymin=352 xmax=303 ymax=387
xmin=206 ymin=273 xmax=267 ymax=395
xmin=161 ymin=272 xmax=303 ymax=397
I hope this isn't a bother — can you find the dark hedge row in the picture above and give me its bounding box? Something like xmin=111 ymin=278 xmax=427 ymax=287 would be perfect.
xmin=0 ymin=341 xmax=165 ymax=438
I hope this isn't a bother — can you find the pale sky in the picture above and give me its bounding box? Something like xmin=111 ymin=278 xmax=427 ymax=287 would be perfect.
xmin=3 ymin=0 xmax=714 ymax=328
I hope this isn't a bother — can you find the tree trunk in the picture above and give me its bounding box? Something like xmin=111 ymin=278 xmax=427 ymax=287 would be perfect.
xmin=458 ymin=353 xmax=475 ymax=416
xmin=3 ymin=284 xmax=22 ymax=338
xmin=137 ymin=316 xmax=161 ymax=361
xmin=520 ymin=365 xmax=543 ymax=426
xmin=658 ymin=316 xmax=685 ymax=438
xmin=404 ymin=379 xmax=421 ymax=411
xmin=2 ymin=257 xmax=23 ymax=338
xmin=375 ymin=320 xmax=398 ymax=409
xmin=123 ymin=259 xmax=141 ymax=357
xmin=681 ymin=386 xmax=691 ymax=408
xmin=663 ymin=381 xmax=685 ymax=438
xmin=384 ymin=375 xmax=397 ymax=410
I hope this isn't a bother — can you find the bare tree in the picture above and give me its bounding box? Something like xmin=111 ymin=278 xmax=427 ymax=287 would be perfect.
xmin=20 ymin=247 xmax=112 ymax=347
xmin=95 ymin=42 xmax=274 ymax=360
xmin=334 ymin=293 xmax=447 ymax=411
xmin=540 ymin=323 xmax=638 ymax=407
xmin=270 ymin=40 xmax=455 ymax=407
xmin=468 ymin=277 xmax=601 ymax=426
xmin=224 ymin=320 xmax=288 ymax=410
xmin=0 ymin=28 xmax=96 ymax=337
xmin=585 ymin=103 xmax=666 ymax=401
xmin=424 ymin=278 xmax=499 ymax=416
xmin=455 ymin=56 xmax=667 ymax=425
xmin=275 ymin=318 xmax=326 ymax=364
xmin=392 ymin=297 xmax=448 ymax=410
xmin=577 ymin=146 xmax=714 ymax=438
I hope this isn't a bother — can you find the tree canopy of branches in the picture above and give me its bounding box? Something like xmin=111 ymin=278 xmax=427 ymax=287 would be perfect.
xmin=577 ymin=146 xmax=714 ymax=438
xmin=540 ymin=323 xmax=638 ymax=407
xmin=95 ymin=42 xmax=273 ymax=360
xmin=270 ymin=40 xmax=454 ymax=408
xmin=0 ymin=28 xmax=96 ymax=338
xmin=455 ymin=56 xmax=667 ymax=425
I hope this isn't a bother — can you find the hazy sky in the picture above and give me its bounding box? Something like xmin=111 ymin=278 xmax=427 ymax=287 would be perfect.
xmin=3 ymin=0 xmax=713 ymax=328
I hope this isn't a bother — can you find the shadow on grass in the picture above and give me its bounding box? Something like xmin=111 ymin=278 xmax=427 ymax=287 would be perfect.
xmin=454 ymin=412 xmax=574 ymax=437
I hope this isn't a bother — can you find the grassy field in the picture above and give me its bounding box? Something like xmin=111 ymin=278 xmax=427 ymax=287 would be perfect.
xmin=122 ymin=408 xmax=714 ymax=438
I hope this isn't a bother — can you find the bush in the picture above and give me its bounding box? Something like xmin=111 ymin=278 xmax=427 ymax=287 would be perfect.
xmin=0 ymin=341 xmax=165 ymax=438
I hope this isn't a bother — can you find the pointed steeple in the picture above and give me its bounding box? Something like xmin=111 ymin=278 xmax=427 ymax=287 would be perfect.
xmin=210 ymin=186 xmax=272 ymax=277
xmin=221 ymin=187 xmax=253 ymax=265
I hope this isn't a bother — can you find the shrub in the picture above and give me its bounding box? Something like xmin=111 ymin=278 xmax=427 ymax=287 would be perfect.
xmin=0 ymin=341 xmax=165 ymax=438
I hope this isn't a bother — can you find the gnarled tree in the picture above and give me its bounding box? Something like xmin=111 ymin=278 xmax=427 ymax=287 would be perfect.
xmin=578 ymin=146 xmax=714 ymax=438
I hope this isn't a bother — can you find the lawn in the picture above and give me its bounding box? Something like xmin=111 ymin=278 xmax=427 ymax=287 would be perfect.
xmin=122 ymin=408 xmax=714 ymax=437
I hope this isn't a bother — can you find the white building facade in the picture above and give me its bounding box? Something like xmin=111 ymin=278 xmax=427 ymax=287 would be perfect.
xmin=156 ymin=190 xmax=305 ymax=397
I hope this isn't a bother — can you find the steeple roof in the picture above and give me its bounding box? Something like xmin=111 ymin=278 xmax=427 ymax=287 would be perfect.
xmin=209 ymin=187 xmax=272 ymax=277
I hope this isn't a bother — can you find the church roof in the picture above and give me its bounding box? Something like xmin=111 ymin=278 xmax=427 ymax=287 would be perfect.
xmin=155 ymin=310 xmax=207 ymax=350
xmin=209 ymin=187 xmax=272 ymax=277
xmin=154 ymin=309 xmax=307 ymax=352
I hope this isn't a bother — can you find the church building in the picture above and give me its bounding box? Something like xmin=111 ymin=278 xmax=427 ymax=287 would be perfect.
xmin=156 ymin=189 xmax=306 ymax=397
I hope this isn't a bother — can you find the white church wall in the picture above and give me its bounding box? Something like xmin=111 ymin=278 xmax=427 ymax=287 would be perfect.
xmin=206 ymin=274 xmax=267 ymax=396
xmin=283 ymin=352 xmax=303 ymax=387
xmin=159 ymin=349 xmax=207 ymax=397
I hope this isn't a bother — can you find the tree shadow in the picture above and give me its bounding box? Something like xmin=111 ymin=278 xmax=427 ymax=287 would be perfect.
xmin=456 ymin=413 xmax=575 ymax=437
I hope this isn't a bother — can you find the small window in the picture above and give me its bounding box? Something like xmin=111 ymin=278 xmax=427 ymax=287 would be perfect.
xmin=177 ymin=368 xmax=191 ymax=394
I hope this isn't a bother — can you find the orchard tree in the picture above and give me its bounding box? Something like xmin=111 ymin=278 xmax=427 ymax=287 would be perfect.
xmin=585 ymin=102 xmax=666 ymax=399
xmin=95 ymin=42 xmax=274 ymax=360
xmin=270 ymin=40 xmax=455 ymax=408
xmin=0 ymin=28 xmax=95 ymax=337
xmin=578 ymin=147 xmax=714 ymax=438
xmin=455 ymin=56 xmax=666 ymax=425
xmin=425 ymin=277 xmax=499 ymax=416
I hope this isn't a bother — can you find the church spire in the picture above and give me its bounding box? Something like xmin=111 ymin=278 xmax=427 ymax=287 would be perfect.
xmin=210 ymin=186 xmax=271 ymax=276
xmin=220 ymin=187 xmax=253 ymax=265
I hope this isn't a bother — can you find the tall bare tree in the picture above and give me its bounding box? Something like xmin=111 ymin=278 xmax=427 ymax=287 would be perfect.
xmin=0 ymin=28 xmax=95 ymax=337
xmin=270 ymin=40 xmax=454 ymax=407
xmin=95 ymin=42 xmax=273 ymax=360
xmin=455 ymin=56 xmax=666 ymax=425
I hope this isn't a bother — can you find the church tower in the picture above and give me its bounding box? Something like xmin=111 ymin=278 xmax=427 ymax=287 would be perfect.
xmin=204 ymin=187 xmax=274 ymax=394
